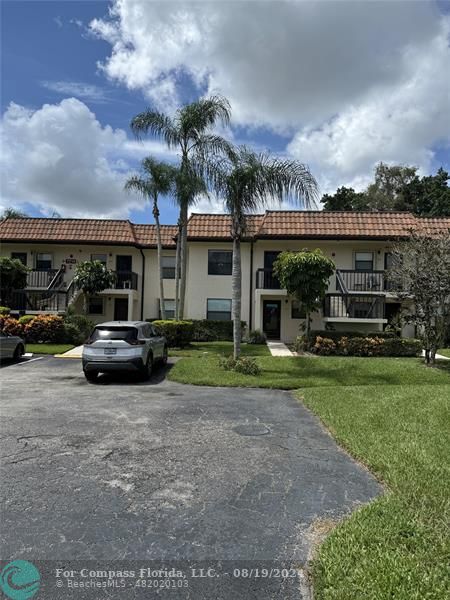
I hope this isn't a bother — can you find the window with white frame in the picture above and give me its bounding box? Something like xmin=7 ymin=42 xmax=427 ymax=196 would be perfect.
xmin=162 ymin=256 xmax=176 ymax=279
xmin=160 ymin=299 xmax=175 ymax=319
xmin=88 ymin=296 xmax=104 ymax=315
xmin=207 ymin=298 xmax=232 ymax=321
xmin=35 ymin=253 xmax=53 ymax=270
xmin=91 ymin=253 xmax=107 ymax=266
xmin=355 ymin=252 xmax=374 ymax=271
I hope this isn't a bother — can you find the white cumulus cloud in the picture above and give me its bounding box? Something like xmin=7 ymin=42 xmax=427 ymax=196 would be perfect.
xmin=0 ymin=98 xmax=173 ymax=218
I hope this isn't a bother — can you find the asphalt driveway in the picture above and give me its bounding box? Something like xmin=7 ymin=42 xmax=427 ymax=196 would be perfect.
xmin=0 ymin=357 xmax=381 ymax=599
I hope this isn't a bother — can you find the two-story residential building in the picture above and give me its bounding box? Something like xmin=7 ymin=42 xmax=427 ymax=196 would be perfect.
xmin=1 ymin=212 xmax=449 ymax=342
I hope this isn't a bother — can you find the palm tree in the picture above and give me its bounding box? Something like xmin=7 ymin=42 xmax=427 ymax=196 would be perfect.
xmin=130 ymin=95 xmax=232 ymax=318
xmin=125 ymin=157 xmax=175 ymax=319
xmin=206 ymin=147 xmax=318 ymax=358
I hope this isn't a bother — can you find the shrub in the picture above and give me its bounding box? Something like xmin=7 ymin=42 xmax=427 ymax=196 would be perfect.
xmin=18 ymin=315 xmax=35 ymax=326
xmin=311 ymin=334 xmax=422 ymax=357
xmin=0 ymin=316 xmax=23 ymax=337
xmin=191 ymin=319 xmax=247 ymax=342
xmin=307 ymin=329 xmax=396 ymax=348
xmin=292 ymin=335 xmax=308 ymax=353
xmin=246 ymin=329 xmax=267 ymax=344
xmin=0 ymin=306 xmax=10 ymax=316
xmin=313 ymin=336 xmax=337 ymax=355
xmin=152 ymin=320 xmax=194 ymax=347
xmin=219 ymin=355 xmax=261 ymax=376
xmin=24 ymin=315 xmax=65 ymax=343
xmin=64 ymin=311 xmax=94 ymax=344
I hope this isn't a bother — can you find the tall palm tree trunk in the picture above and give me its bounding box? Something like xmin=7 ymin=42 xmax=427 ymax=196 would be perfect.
xmin=232 ymin=235 xmax=242 ymax=359
xmin=178 ymin=201 xmax=189 ymax=319
xmin=174 ymin=221 xmax=182 ymax=319
xmin=153 ymin=196 xmax=165 ymax=320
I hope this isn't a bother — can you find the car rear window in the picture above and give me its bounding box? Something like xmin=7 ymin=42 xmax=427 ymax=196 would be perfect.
xmin=90 ymin=327 xmax=138 ymax=342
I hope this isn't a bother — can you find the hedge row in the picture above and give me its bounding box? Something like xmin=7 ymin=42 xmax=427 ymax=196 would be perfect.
xmin=150 ymin=319 xmax=247 ymax=346
xmin=306 ymin=329 xmax=397 ymax=345
xmin=0 ymin=312 xmax=93 ymax=345
xmin=310 ymin=335 xmax=422 ymax=357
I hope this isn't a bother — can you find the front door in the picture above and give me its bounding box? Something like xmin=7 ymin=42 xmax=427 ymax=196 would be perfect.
xmin=263 ymin=300 xmax=281 ymax=339
xmin=114 ymin=298 xmax=129 ymax=321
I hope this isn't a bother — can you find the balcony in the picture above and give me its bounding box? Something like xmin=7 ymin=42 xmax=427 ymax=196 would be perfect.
xmin=6 ymin=290 xmax=68 ymax=313
xmin=112 ymin=271 xmax=138 ymax=290
xmin=256 ymin=268 xmax=281 ymax=289
xmin=324 ymin=294 xmax=386 ymax=320
xmin=26 ymin=269 xmax=59 ymax=289
xmin=337 ymin=269 xmax=385 ymax=293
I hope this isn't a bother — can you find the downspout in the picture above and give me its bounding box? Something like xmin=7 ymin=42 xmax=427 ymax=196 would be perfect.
xmin=139 ymin=247 xmax=145 ymax=320
xmin=249 ymin=240 xmax=254 ymax=331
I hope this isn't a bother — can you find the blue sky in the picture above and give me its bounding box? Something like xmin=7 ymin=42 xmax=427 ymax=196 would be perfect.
xmin=1 ymin=1 xmax=449 ymax=224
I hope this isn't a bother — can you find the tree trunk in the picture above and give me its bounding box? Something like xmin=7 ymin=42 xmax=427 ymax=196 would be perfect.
xmin=232 ymin=236 xmax=242 ymax=359
xmin=83 ymin=292 xmax=88 ymax=315
xmin=174 ymin=223 xmax=181 ymax=320
xmin=178 ymin=201 xmax=188 ymax=320
xmin=153 ymin=196 xmax=165 ymax=320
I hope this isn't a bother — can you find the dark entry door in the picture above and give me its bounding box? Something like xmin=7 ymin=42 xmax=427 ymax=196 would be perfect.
xmin=114 ymin=298 xmax=128 ymax=321
xmin=263 ymin=300 xmax=281 ymax=339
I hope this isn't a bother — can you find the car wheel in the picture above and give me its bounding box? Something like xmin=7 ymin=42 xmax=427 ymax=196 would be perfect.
xmin=13 ymin=344 xmax=24 ymax=361
xmin=84 ymin=371 xmax=98 ymax=383
xmin=141 ymin=353 xmax=153 ymax=381
xmin=161 ymin=346 xmax=168 ymax=366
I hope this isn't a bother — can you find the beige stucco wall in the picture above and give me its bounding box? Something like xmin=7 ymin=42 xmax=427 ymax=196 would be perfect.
xmin=141 ymin=248 xmax=176 ymax=320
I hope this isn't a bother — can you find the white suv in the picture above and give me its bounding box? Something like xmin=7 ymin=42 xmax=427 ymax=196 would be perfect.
xmin=82 ymin=321 xmax=168 ymax=382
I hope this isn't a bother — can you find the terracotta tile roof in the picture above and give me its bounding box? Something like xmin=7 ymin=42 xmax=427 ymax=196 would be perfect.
xmin=186 ymin=213 xmax=264 ymax=240
xmin=0 ymin=217 xmax=138 ymax=245
xmin=133 ymin=224 xmax=177 ymax=247
xmin=1 ymin=212 xmax=448 ymax=246
xmin=257 ymin=211 xmax=422 ymax=239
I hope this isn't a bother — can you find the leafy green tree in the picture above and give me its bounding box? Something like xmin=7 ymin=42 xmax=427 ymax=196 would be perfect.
xmin=125 ymin=157 xmax=175 ymax=319
xmin=387 ymin=230 xmax=450 ymax=365
xmin=400 ymin=168 xmax=450 ymax=216
xmin=0 ymin=257 xmax=29 ymax=305
xmin=73 ymin=261 xmax=116 ymax=315
xmin=206 ymin=146 xmax=318 ymax=358
xmin=1 ymin=207 xmax=28 ymax=219
xmin=130 ymin=95 xmax=233 ymax=319
xmin=322 ymin=187 xmax=367 ymax=211
xmin=365 ymin=163 xmax=418 ymax=210
xmin=274 ymin=250 xmax=335 ymax=337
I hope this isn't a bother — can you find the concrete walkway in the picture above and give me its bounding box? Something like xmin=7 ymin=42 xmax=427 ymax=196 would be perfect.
xmin=54 ymin=345 xmax=83 ymax=358
xmin=266 ymin=340 xmax=294 ymax=356
xmin=421 ymin=350 xmax=450 ymax=361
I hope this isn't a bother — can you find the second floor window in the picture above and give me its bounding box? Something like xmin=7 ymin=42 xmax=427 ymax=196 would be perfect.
xmin=162 ymin=256 xmax=176 ymax=279
xmin=291 ymin=300 xmax=306 ymax=319
xmin=91 ymin=253 xmax=107 ymax=266
xmin=208 ymin=250 xmax=232 ymax=275
xmin=207 ymin=298 xmax=232 ymax=321
xmin=36 ymin=253 xmax=52 ymax=270
xmin=88 ymin=296 xmax=104 ymax=315
xmin=355 ymin=252 xmax=374 ymax=271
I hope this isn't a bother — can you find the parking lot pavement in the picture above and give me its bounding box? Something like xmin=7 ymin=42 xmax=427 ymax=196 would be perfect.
xmin=0 ymin=357 xmax=381 ymax=599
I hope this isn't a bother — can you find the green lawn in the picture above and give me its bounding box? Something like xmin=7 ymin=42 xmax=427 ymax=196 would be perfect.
xmin=169 ymin=341 xmax=270 ymax=357
xmin=438 ymin=348 xmax=450 ymax=358
xmin=170 ymin=345 xmax=450 ymax=598
xmin=168 ymin=353 xmax=450 ymax=389
xmin=301 ymin=384 xmax=450 ymax=600
xmin=27 ymin=343 xmax=74 ymax=355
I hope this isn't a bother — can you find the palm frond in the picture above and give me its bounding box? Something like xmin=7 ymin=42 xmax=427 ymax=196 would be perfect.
xmin=124 ymin=175 xmax=153 ymax=198
xmin=130 ymin=110 xmax=179 ymax=147
xmin=177 ymin=95 xmax=232 ymax=140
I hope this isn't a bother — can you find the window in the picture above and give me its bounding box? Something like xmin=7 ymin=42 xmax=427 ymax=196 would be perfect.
xmin=355 ymin=252 xmax=374 ymax=271
xmin=159 ymin=299 xmax=175 ymax=319
xmin=162 ymin=256 xmax=176 ymax=279
xmin=88 ymin=297 xmax=104 ymax=315
xmin=36 ymin=253 xmax=52 ymax=270
xmin=207 ymin=298 xmax=232 ymax=321
xmin=291 ymin=300 xmax=306 ymax=319
xmin=90 ymin=326 xmax=136 ymax=342
xmin=208 ymin=250 xmax=232 ymax=275
xmin=91 ymin=253 xmax=107 ymax=266
xmin=11 ymin=252 xmax=27 ymax=265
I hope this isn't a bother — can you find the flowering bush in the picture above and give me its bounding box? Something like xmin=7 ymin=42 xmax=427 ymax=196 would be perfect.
xmin=24 ymin=315 xmax=65 ymax=343
xmin=313 ymin=336 xmax=337 ymax=355
xmin=0 ymin=316 xmax=23 ymax=337
xmin=311 ymin=334 xmax=422 ymax=357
